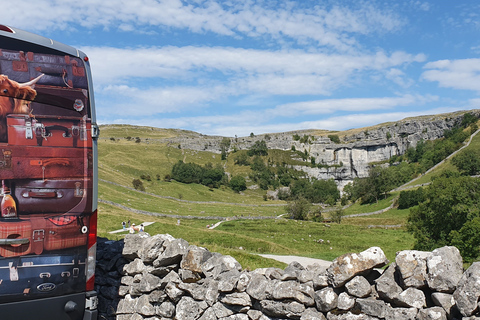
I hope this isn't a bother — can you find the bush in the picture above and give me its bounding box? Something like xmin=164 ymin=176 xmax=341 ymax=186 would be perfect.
xmin=247 ymin=140 xmax=268 ymax=156
xmin=328 ymin=134 xmax=341 ymax=144
xmin=132 ymin=179 xmax=145 ymax=191
xmin=397 ymin=188 xmax=425 ymax=209
xmin=452 ymin=149 xmax=480 ymax=176
xmin=285 ymin=197 xmax=311 ymax=220
xmin=230 ymin=176 xmax=247 ymax=192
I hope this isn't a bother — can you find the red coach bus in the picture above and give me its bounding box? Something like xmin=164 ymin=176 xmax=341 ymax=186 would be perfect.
xmin=0 ymin=25 xmax=98 ymax=320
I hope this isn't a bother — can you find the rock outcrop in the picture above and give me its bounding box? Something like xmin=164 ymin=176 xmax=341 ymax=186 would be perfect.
xmin=95 ymin=234 xmax=479 ymax=320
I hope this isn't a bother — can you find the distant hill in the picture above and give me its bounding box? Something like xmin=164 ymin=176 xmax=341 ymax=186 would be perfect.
xmin=100 ymin=109 xmax=480 ymax=190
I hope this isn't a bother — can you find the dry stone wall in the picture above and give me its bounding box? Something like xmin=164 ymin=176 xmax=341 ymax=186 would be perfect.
xmin=95 ymin=234 xmax=480 ymax=320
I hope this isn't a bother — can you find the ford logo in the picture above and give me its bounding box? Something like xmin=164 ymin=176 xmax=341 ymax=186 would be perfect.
xmin=37 ymin=283 xmax=56 ymax=292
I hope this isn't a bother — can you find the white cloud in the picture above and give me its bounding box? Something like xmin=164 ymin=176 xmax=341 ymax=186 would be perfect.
xmin=85 ymin=46 xmax=425 ymax=99
xmin=423 ymin=58 xmax=480 ymax=91
xmin=271 ymin=95 xmax=438 ymax=117
xmin=1 ymin=0 xmax=405 ymax=51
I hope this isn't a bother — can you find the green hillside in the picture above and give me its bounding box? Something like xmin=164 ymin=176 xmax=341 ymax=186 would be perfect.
xmin=97 ymin=117 xmax=480 ymax=269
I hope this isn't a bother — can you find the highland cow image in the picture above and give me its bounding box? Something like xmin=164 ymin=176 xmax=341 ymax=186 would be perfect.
xmin=0 ymin=74 xmax=42 ymax=142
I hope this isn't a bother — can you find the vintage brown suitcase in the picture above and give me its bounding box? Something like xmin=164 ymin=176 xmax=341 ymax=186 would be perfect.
xmin=0 ymin=145 xmax=90 ymax=180
xmin=0 ymin=49 xmax=88 ymax=89
xmin=7 ymin=114 xmax=91 ymax=148
xmin=0 ymin=214 xmax=88 ymax=257
xmin=0 ymin=218 xmax=32 ymax=257
xmin=42 ymin=214 xmax=88 ymax=252
xmin=14 ymin=179 xmax=92 ymax=215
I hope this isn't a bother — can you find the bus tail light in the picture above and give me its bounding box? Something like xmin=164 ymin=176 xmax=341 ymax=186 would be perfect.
xmin=86 ymin=210 xmax=97 ymax=291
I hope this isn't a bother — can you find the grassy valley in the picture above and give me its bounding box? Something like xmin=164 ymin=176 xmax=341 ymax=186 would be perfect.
xmin=97 ymin=115 xmax=480 ymax=269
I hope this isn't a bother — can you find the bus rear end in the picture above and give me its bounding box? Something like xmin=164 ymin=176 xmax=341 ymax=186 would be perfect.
xmin=0 ymin=25 xmax=98 ymax=320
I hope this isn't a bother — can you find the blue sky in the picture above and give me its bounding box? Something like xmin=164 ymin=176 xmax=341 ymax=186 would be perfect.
xmin=2 ymin=0 xmax=480 ymax=137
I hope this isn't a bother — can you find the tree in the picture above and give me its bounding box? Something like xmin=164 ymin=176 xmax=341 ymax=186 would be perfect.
xmin=450 ymin=217 xmax=480 ymax=262
xmin=247 ymin=140 xmax=268 ymax=156
xmin=330 ymin=207 xmax=344 ymax=224
xmin=452 ymin=149 xmax=480 ymax=176
xmin=285 ymin=197 xmax=311 ymax=220
xmin=407 ymin=176 xmax=480 ymax=259
xmin=230 ymin=176 xmax=247 ymax=192
xmin=220 ymin=137 xmax=231 ymax=160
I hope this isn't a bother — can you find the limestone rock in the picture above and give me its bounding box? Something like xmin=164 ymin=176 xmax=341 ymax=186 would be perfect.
xmin=176 ymin=296 xmax=204 ymax=320
xmin=395 ymin=250 xmax=432 ymax=289
xmin=270 ymin=280 xmax=315 ymax=306
xmin=315 ymin=287 xmax=338 ymax=313
xmin=416 ymin=306 xmax=447 ymax=320
xmin=123 ymin=233 xmax=150 ymax=260
xmin=393 ymin=287 xmax=426 ymax=309
xmin=326 ymin=247 xmax=388 ymax=288
xmin=155 ymin=301 xmax=175 ymax=318
xmin=246 ymin=273 xmax=269 ymax=301
xmin=426 ymin=246 xmax=463 ymax=293
xmin=134 ymin=295 xmax=155 ymax=316
xmin=345 ymin=276 xmax=372 ymax=298
xmin=123 ymin=258 xmax=147 ymax=276
xmin=384 ymin=307 xmax=417 ymax=320
xmin=165 ymin=282 xmax=184 ymax=302
xmin=236 ymin=271 xmax=251 ymax=292
xmin=138 ymin=272 xmax=162 ymax=293
xmin=202 ymin=253 xmax=242 ymax=278
xmin=338 ymin=292 xmax=356 ymax=311
xmin=219 ymin=292 xmax=252 ymax=307
xmin=431 ymin=292 xmax=455 ymax=319
xmin=301 ymin=307 xmax=327 ymax=320
xmin=139 ymin=233 xmax=168 ymax=263
xmin=153 ymin=238 xmax=189 ymax=268
xmin=326 ymin=311 xmax=378 ymax=319
xmin=353 ymin=298 xmax=387 ymax=318
xmin=375 ymin=263 xmax=402 ymax=302
xmin=178 ymin=282 xmax=206 ymax=300
xmin=217 ymin=269 xmax=240 ymax=292
xmin=453 ymin=262 xmax=480 ymax=317
xmin=257 ymin=299 xmax=306 ymax=319
xmin=198 ymin=307 xmax=217 ymax=320
xmin=181 ymin=245 xmax=213 ymax=273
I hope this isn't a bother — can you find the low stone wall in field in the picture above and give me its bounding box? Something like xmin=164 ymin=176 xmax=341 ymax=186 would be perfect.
xmin=95 ymin=234 xmax=480 ymax=320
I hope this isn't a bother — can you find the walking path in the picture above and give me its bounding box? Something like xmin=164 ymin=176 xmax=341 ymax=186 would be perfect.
xmin=109 ymin=221 xmax=156 ymax=234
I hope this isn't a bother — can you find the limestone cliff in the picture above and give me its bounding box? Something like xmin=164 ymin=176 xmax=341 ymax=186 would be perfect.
xmin=162 ymin=110 xmax=480 ymax=187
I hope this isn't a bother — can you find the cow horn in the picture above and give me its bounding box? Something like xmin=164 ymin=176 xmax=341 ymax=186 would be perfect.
xmin=18 ymin=74 xmax=44 ymax=87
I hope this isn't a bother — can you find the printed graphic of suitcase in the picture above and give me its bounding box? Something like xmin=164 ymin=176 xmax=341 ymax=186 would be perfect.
xmin=0 ymin=145 xmax=90 ymax=180
xmin=0 ymin=219 xmax=32 ymax=257
xmin=0 ymin=214 xmax=88 ymax=258
xmin=7 ymin=114 xmax=91 ymax=148
xmin=42 ymin=215 xmax=88 ymax=252
xmin=0 ymin=252 xmax=86 ymax=301
xmin=0 ymin=49 xmax=88 ymax=89
xmin=14 ymin=179 xmax=92 ymax=214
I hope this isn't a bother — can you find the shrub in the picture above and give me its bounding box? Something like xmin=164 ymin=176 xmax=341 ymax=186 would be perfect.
xmin=285 ymin=197 xmax=311 ymax=220
xmin=328 ymin=134 xmax=340 ymax=144
xmin=230 ymin=176 xmax=247 ymax=192
xmin=132 ymin=179 xmax=145 ymax=191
